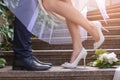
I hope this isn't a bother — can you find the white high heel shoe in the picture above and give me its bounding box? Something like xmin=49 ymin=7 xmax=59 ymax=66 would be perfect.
xmin=93 ymin=21 xmax=109 ymax=50
xmin=61 ymin=48 xmax=87 ymax=69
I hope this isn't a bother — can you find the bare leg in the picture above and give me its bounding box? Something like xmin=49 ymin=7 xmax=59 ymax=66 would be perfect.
xmin=66 ymin=20 xmax=83 ymax=63
xmin=42 ymin=0 xmax=89 ymax=64
xmin=42 ymin=0 xmax=100 ymax=42
xmin=41 ymin=0 xmax=106 ymax=68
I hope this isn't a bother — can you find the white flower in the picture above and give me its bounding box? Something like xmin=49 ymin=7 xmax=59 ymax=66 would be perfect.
xmin=98 ymin=52 xmax=118 ymax=64
xmin=92 ymin=61 xmax=97 ymax=67
xmin=98 ymin=53 xmax=108 ymax=61
xmin=106 ymin=52 xmax=118 ymax=64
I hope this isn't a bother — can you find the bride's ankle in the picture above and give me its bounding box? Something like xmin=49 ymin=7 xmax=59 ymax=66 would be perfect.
xmin=70 ymin=48 xmax=84 ymax=63
xmin=61 ymin=48 xmax=87 ymax=68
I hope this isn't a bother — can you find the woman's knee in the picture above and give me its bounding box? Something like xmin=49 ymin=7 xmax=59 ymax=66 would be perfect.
xmin=66 ymin=19 xmax=78 ymax=28
xmin=42 ymin=0 xmax=71 ymax=11
xmin=42 ymin=0 xmax=58 ymax=11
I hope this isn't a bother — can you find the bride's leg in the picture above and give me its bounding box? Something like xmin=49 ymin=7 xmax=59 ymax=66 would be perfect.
xmin=66 ymin=20 xmax=83 ymax=63
xmin=42 ymin=0 xmax=100 ymax=42
xmin=61 ymin=20 xmax=88 ymax=68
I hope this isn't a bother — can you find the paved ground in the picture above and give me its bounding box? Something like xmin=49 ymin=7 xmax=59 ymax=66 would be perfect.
xmin=0 ymin=66 xmax=117 ymax=72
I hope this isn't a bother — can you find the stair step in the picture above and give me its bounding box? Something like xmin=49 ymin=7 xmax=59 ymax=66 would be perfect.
xmin=88 ymin=8 xmax=120 ymax=16
xmin=0 ymin=66 xmax=116 ymax=80
xmin=40 ymin=26 xmax=120 ymax=37
xmin=32 ymin=35 xmax=120 ymax=50
xmin=2 ymin=49 xmax=120 ymax=66
xmin=100 ymin=19 xmax=120 ymax=26
xmin=88 ymin=3 xmax=120 ymax=16
xmin=87 ymin=12 xmax=120 ymax=20
xmin=33 ymin=35 xmax=120 ymax=45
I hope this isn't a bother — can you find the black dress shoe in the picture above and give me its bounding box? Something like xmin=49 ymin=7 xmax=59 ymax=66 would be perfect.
xmin=32 ymin=56 xmax=52 ymax=66
xmin=12 ymin=56 xmax=51 ymax=71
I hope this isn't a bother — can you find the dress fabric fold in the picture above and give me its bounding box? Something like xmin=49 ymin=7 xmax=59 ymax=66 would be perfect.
xmin=3 ymin=0 xmax=109 ymax=44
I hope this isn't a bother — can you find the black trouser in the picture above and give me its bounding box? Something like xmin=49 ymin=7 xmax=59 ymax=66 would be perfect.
xmin=13 ymin=17 xmax=32 ymax=58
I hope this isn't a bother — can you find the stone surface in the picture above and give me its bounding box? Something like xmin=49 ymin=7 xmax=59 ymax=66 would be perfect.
xmin=0 ymin=66 xmax=116 ymax=80
xmin=32 ymin=37 xmax=120 ymax=50
xmin=1 ymin=49 xmax=120 ymax=66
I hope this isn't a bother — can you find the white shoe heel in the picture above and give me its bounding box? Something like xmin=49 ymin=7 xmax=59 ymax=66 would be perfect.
xmin=93 ymin=21 xmax=109 ymax=50
xmin=61 ymin=48 xmax=87 ymax=69
xmin=93 ymin=26 xmax=104 ymax=50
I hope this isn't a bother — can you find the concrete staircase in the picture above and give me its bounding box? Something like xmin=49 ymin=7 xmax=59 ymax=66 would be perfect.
xmin=0 ymin=2 xmax=120 ymax=80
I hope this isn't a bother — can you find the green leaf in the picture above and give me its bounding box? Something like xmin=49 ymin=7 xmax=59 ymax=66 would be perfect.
xmin=0 ymin=63 xmax=5 ymax=68
xmin=0 ymin=58 xmax=6 ymax=68
xmin=0 ymin=58 xmax=6 ymax=64
xmin=114 ymin=61 xmax=120 ymax=65
xmin=95 ymin=48 xmax=108 ymax=57
xmin=87 ymin=62 xmax=93 ymax=66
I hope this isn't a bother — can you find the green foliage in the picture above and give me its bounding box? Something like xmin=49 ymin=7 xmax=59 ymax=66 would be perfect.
xmin=0 ymin=0 xmax=14 ymax=51
xmin=95 ymin=48 xmax=108 ymax=57
xmin=0 ymin=58 xmax=6 ymax=68
xmin=0 ymin=0 xmax=14 ymax=68
xmin=95 ymin=59 xmax=113 ymax=68
xmin=114 ymin=61 xmax=120 ymax=65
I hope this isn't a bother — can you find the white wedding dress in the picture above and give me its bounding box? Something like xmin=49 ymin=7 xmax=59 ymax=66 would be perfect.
xmin=38 ymin=0 xmax=109 ymax=44
xmin=38 ymin=0 xmax=88 ymax=44
xmin=3 ymin=0 xmax=109 ymax=44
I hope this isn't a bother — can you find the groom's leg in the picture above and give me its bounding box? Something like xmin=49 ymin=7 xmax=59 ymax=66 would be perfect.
xmin=12 ymin=17 xmax=51 ymax=70
xmin=13 ymin=17 xmax=32 ymax=58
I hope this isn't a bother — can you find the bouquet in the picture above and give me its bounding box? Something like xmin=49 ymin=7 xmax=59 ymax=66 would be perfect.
xmin=88 ymin=49 xmax=120 ymax=68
